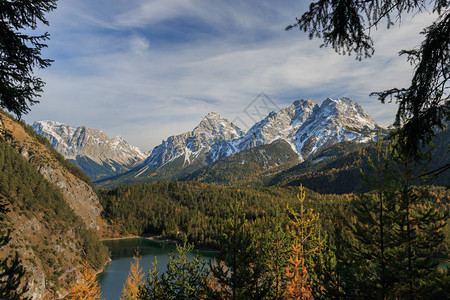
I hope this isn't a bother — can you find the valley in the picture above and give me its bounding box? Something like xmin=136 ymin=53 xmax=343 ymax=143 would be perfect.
xmin=1 ymin=94 xmax=449 ymax=299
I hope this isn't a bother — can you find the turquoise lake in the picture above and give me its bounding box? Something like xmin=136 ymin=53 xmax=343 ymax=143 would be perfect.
xmin=97 ymin=238 xmax=215 ymax=300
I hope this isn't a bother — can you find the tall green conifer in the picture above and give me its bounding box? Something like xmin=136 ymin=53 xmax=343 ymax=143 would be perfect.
xmin=208 ymin=201 xmax=267 ymax=300
xmin=350 ymin=135 xmax=448 ymax=298
xmin=139 ymin=239 xmax=208 ymax=300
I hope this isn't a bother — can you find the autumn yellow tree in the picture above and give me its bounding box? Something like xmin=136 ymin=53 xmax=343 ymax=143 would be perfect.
xmin=285 ymin=185 xmax=323 ymax=300
xmin=121 ymin=251 xmax=145 ymax=300
xmin=66 ymin=262 xmax=103 ymax=300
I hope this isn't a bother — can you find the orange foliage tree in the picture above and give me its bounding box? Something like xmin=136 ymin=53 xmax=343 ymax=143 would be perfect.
xmin=285 ymin=185 xmax=323 ymax=299
xmin=121 ymin=251 xmax=145 ymax=300
xmin=66 ymin=262 xmax=103 ymax=300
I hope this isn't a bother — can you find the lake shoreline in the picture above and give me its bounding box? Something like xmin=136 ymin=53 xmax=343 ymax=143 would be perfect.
xmin=100 ymin=235 xmax=219 ymax=253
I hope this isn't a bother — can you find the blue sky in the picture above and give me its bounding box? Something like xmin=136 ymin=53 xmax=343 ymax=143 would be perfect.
xmin=23 ymin=0 xmax=437 ymax=151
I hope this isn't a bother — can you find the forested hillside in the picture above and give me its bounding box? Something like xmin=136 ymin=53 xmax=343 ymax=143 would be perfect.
xmin=0 ymin=110 xmax=109 ymax=298
xmin=270 ymin=130 xmax=450 ymax=194
xmin=101 ymin=179 xmax=450 ymax=298
xmin=99 ymin=181 xmax=346 ymax=247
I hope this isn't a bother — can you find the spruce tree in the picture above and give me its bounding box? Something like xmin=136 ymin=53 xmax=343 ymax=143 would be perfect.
xmin=139 ymin=239 xmax=208 ymax=300
xmin=350 ymin=136 xmax=448 ymax=298
xmin=208 ymin=201 xmax=266 ymax=300
xmin=386 ymin=136 xmax=448 ymax=298
xmin=254 ymin=210 xmax=291 ymax=300
xmin=0 ymin=0 xmax=57 ymax=117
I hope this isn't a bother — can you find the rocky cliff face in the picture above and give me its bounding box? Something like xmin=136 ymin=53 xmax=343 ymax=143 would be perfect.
xmin=7 ymin=118 xmax=105 ymax=231
xmin=0 ymin=111 xmax=108 ymax=299
xmin=33 ymin=121 xmax=146 ymax=181
xmin=292 ymin=97 xmax=381 ymax=159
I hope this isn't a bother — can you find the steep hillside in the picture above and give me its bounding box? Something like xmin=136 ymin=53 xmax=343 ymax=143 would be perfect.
xmin=270 ymin=142 xmax=373 ymax=194
xmin=33 ymin=121 xmax=146 ymax=181
xmin=0 ymin=111 xmax=109 ymax=299
xmin=270 ymin=129 xmax=450 ymax=194
xmin=184 ymin=139 xmax=300 ymax=186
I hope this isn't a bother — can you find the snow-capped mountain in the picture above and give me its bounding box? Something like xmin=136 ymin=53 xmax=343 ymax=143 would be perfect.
xmin=38 ymin=96 xmax=385 ymax=187
xmin=143 ymin=112 xmax=243 ymax=167
xmin=32 ymin=121 xmax=146 ymax=180
xmin=221 ymin=99 xmax=319 ymax=159
xmin=293 ymin=97 xmax=380 ymax=158
xmin=118 ymin=97 xmax=383 ymax=184
xmin=206 ymin=97 xmax=381 ymax=161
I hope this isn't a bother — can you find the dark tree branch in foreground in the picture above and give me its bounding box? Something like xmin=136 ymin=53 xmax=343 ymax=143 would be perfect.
xmin=0 ymin=0 xmax=57 ymax=118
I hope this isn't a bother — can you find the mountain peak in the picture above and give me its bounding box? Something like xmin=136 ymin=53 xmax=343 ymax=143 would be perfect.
xmin=320 ymin=97 xmax=375 ymax=123
xmin=194 ymin=112 xmax=243 ymax=137
xmin=321 ymin=97 xmax=357 ymax=108
xmin=292 ymin=98 xmax=317 ymax=107
xmin=205 ymin=111 xmax=222 ymax=119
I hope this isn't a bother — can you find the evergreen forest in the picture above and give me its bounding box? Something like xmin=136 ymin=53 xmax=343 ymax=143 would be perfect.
xmin=101 ymin=139 xmax=450 ymax=299
xmin=0 ymin=0 xmax=449 ymax=298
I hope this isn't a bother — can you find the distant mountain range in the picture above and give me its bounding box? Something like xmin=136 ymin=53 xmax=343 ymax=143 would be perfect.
xmin=32 ymin=121 xmax=146 ymax=180
xmin=33 ymin=97 xmax=388 ymax=188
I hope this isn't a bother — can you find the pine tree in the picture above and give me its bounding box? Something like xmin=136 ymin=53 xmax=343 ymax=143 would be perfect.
xmin=385 ymin=137 xmax=448 ymax=298
xmin=139 ymin=257 xmax=165 ymax=299
xmin=350 ymin=136 xmax=448 ymax=298
xmin=254 ymin=210 xmax=291 ymax=300
xmin=0 ymin=0 xmax=57 ymax=117
xmin=350 ymin=137 xmax=395 ymax=298
xmin=208 ymin=201 xmax=267 ymax=300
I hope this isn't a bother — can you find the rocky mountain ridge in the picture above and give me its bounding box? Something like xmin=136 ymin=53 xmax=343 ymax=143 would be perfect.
xmin=95 ymin=97 xmax=385 ymax=187
xmin=144 ymin=112 xmax=243 ymax=167
xmin=32 ymin=121 xmax=146 ymax=180
xmin=32 ymin=97 xmax=385 ymax=187
xmin=144 ymin=97 xmax=382 ymax=169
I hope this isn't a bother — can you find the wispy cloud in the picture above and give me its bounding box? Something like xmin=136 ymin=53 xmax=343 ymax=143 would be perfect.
xmin=23 ymin=0 xmax=438 ymax=151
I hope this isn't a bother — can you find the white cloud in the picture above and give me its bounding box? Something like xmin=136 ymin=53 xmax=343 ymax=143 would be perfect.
xmin=115 ymin=0 xmax=195 ymax=28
